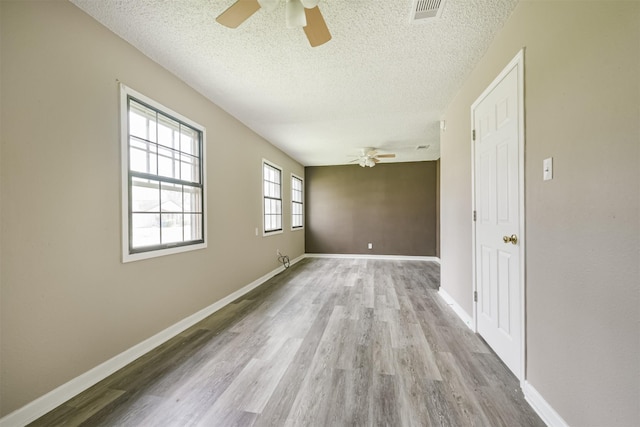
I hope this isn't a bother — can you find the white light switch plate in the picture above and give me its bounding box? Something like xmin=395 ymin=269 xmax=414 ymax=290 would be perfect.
xmin=543 ymin=157 xmax=553 ymax=181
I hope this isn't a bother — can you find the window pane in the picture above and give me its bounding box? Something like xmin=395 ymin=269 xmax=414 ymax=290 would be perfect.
xmin=184 ymin=214 xmax=203 ymax=241
xmin=129 ymin=100 xmax=157 ymax=142
xmin=132 ymin=213 xmax=160 ymax=248
xmin=161 ymin=214 xmax=183 ymax=244
xmin=276 ymin=200 xmax=282 ymax=214
xmin=183 ymin=186 xmax=202 ymax=213
xmin=180 ymin=126 xmax=199 ymax=156
xmin=180 ymin=154 xmax=200 ymax=183
xmin=157 ymin=115 xmax=179 ymax=149
xmin=160 ymin=182 xmax=182 ymax=213
xmin=130 ymin=139 xmax=157 ymax=175
xmin=131 ymin=178 xmax=159 ymax=212
xmin=158 ymin=146 xmax=179 ymax=179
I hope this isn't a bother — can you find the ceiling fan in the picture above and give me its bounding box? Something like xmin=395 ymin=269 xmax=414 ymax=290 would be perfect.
xmin=216 ymin=0 xmax=332 ymax=47
xmin=350 ymin=148 xmax=396 ymax=168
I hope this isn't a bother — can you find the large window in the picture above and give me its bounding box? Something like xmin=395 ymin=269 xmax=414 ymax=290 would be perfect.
xmin=121 ymin=85 xmax=206 ymax=262
xmin=291 ymin=174 xmax=304 ymax=230
xmin=263 ymin=160 xmax=282 ymax=235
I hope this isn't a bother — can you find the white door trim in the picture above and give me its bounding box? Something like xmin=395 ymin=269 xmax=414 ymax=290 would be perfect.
xmin=470 ymin=48 xmax=526 ymax=383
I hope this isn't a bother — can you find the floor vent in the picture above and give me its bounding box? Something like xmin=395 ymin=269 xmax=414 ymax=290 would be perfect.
xmin=412 ymin=0 xmax=447 ymax=20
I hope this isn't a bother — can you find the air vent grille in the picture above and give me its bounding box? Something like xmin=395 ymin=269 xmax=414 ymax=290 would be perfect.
xmin=413 ymin=0 xmax=447 ymax=20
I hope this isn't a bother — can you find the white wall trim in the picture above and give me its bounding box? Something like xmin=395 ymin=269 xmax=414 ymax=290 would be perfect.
xmin=438 ymin=288 xmax=475 ymax=331
xmin=0 ymin=255 xmax=304 ymax=427
xmin=523 ymin=381 xmax=569 ymax=427
xmin=305 ymin=253 xmax=441 ymax=263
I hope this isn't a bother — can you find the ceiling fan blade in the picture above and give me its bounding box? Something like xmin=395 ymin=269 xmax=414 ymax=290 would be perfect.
xmin=376 ymin=154 xmax=396 ymax=158
xmin=373 ymin=158 xmax=380 ymax=164
xmin=216 ymin=0 xmax=261 ymax=29
xmin=303 ymin=6 xmax=332 ymax=47
xmin=366 ymin=149 xmax=378 ymax=157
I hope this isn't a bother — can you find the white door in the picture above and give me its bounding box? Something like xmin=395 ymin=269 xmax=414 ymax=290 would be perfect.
xmin=472 ymin=52 xmax=524 ymax=379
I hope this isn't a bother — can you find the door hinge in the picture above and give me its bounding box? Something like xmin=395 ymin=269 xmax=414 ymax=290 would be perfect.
xmin=472 ymin=129 xmax=476 ymax=141
xmin=474 ymin=291 xmax=478 ymax=302
xmin=473 ymin=210 xmax=477 ymax=222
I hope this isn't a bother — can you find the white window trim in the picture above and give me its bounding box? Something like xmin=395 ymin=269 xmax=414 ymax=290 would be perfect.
xmin=262 ymin=159 xmax=283 ymax=237
xmin=291 ymin=173 xmax=304 ymax=231
xmin=120 ymin=83 xmax=207 ymax=263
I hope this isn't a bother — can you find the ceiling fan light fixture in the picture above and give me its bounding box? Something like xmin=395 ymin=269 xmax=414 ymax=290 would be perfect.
xmin=257 ymin=0 xmax=279 ymax=12
xmin=300 ymin=0 xmax=320 ymax=8
xmin=366 ymin=158 xmax=376 ymax=167
xmin=286 ymin=0 xmax=307 ymax=28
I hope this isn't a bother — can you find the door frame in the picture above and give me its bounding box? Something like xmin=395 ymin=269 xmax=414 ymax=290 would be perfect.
xmin=470 ymin=49 xmax=526 ymax=383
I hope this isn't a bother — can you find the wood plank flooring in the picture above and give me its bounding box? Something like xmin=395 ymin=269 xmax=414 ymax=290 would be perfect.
xmin=30 ymin=258 xmax=544 ymax=426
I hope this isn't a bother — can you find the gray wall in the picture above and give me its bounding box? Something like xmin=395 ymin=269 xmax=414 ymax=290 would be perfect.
xmin=0 ymin=1 xmax=304 ymax=415
xmin=305 ymin=162 xmax=438 ymax=256
xmin=440 ymin=1 xmax=639 ymax=426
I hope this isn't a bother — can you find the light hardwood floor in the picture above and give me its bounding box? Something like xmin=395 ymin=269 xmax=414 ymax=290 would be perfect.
xmin=31 ymin=258 xmax=544 ymax=426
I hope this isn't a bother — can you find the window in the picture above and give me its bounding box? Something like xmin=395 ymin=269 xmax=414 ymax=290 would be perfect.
xmin=120 ymin=84 xmax=206 ymax=262
xmin=263 ymin=160 xmax=282 ymax=235
xmin=291 ymin=174 xmax=304 ymax=230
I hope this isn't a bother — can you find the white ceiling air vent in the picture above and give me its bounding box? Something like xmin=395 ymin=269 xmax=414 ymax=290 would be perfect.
xmin=412 ymin=0 xmax=447 ymax=21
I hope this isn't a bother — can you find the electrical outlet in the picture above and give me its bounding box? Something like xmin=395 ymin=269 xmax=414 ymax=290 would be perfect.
xmin=368 ymin=243 xmax=373 ymax=249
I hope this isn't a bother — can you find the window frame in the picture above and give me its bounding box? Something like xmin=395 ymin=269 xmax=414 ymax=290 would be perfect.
xmin=262 ymin=159 xmax=283 ymax=236
xmin=120 ymin=84 xmax=207 ymax=263
xmin=291 ymin=173 xmax=304 ymax=231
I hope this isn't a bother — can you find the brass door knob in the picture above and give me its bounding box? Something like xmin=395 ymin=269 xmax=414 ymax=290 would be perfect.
xmin=503 ymin=234 xmax=518 ymax=245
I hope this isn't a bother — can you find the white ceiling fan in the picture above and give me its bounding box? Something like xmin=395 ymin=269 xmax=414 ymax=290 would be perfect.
xmin=216 ymin=0 xmax=331 ymax=47
xmin=350 ymin=148 xmax=396 ymax=168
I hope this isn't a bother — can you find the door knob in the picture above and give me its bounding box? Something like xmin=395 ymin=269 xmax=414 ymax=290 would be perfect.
xmin=503 ymin=234 xmax=518 ymax=245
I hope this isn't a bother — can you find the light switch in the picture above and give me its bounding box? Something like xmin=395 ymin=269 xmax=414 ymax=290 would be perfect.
xmin=368 ymin=243 xmax=373 ymax=249
xmin=543 ymin=157 xmax=553 ymax=181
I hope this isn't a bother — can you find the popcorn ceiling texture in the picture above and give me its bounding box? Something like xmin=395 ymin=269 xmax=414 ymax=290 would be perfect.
xmin=70 ymin=0 xmax=518 ymax=166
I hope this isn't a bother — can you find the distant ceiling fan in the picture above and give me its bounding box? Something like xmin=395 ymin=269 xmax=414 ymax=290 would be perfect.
xmin=350 ymin=148 xmax=396 ymax=168
xmin=216 ymin=0 xmax=332 ymax=47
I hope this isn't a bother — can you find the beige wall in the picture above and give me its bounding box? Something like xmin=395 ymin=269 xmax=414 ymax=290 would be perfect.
xmin=305 ymin=162 xmax=438 ymax=256
xmin=440 ymin=1 xmax=639 ymax=426
xmin=0 ymin=0 xmax=304 ymax=415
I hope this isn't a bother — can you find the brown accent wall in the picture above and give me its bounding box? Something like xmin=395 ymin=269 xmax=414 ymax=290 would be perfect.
xmin=305 ymin=162 xmax=437 ymax=256
xmin=436 ymin=158 xmax=440 ymax=258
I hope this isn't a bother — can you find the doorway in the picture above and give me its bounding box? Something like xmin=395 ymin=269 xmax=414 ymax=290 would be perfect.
xmin=471 ymin=50 xmax=525 ymax=380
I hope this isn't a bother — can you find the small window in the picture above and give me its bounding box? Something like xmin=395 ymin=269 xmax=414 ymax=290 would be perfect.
xmin=291 ymin=174 xmax=304 ymax=230
xmin=120 ymin=84 xmax=206 ymax=262
xmin=263 ymin=160 xmax=282 ymax=235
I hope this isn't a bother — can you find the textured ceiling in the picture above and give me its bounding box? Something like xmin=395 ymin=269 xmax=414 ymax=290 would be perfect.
xmin=70 ymin=0 xmax=518 ymax=166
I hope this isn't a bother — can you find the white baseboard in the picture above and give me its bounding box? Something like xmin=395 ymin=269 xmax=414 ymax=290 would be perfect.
xmin=305 ymin=253 xmax=440 ymax=263
xmin=0 ymin=255 xmax=304 ymax=427
xmin=523 ymin=381 xmax=569 ymax=427
xmin=437 ymin=288 xmax=474 ymax=331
